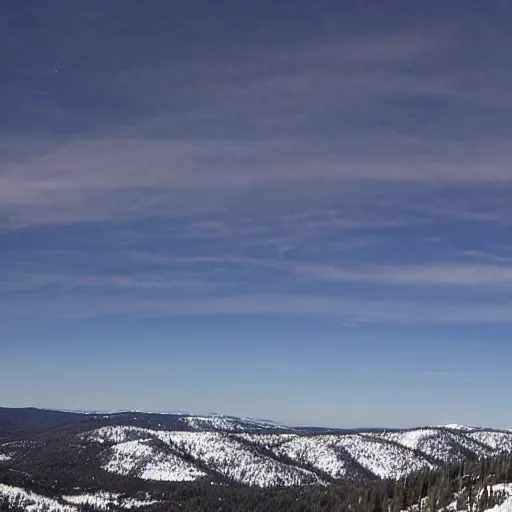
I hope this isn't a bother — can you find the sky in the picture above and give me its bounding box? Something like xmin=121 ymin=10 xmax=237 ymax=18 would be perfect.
xmin=1 ymin=0 xmax=512 ymax=428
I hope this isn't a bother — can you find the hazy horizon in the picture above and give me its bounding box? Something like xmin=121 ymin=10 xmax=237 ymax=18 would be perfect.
xmin=0 ymin=404 xmax=501 ymax=431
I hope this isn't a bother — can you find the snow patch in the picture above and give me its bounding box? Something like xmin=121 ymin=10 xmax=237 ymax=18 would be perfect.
xmin=181 ymin=414 xmax=291 ymax=433
xmin=82 ymin=426 xmax=154 ymax=444
xmin=443 ymin=424 xmax=474 ymax=431
xmin=63 ymin=492 xmax=160 ymax=510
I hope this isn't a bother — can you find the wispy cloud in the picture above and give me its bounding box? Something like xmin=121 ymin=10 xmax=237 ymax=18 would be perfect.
xmin=459 ymin=250 xmax=512 ymax=264
xmin=1 ymin=292 xmax=511 ymax=325
xmin=5 ymin=247 xmax=512 ymax=295
xmin=2 ymin=3 xmax=512 ymax=331
xmin=290 ymin=263 xmax=512 ymax=286
xmin=2 ymin=19 xmax=512 ymax=229
xmin=2 ymin=135 xmax=512 ymax=229
xmin=0 ymin=272 xmax=223 ymax=294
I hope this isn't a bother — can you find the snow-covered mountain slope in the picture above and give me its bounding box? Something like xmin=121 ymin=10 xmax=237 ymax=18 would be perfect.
xmin=86 ymin=426 xmax=317 ymax=486
xmin=269 ymin=435 xmax=350 ymax=478
xmin=467 ymin=430 xmax=512 ymax=452
xmin=335 ymin=434 xmax=435 ymax=479
xmin=180 ymin=414 xmax=294 ymax=433
xmin=68 ymin=422 xmax=512 ymax=487
xmin=103 ymin=439 xmax=206 ymax=482
xmin=370 ymin=428 xmax=492 ymax=463
xmin=4 ymin=409 xmax=512 ymax=492
xmin=156 ymin=431 xmax=320 ymax=487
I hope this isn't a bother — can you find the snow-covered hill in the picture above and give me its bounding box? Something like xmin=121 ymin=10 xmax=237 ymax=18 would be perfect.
xmin=369 ymin=427 xmax=492 ymax=463
xmin=4 ymin=409 xmax=512 ymax=512
xmin=7 ymin=423 xmax=511 ymax=488
xmin=3 ymin=412 xmax=512 ymax=488
xmin=80 ymin=423 xmax=512 ymax=485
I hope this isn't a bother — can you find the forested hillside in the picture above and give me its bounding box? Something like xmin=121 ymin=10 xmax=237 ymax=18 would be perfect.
xmin=2 ymin=410 xmax=512 ymax=511
xmin=2 ymin=454 xmax=512 ymax=511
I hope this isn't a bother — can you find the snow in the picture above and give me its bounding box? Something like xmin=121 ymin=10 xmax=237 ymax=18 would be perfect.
xmin=62 ymin=492 xmax=160 ymax=510
xmin=94 ymin=427 xmax=441 ymax=483
xmin=443 ymin=424 xmax=475 ymax=431
xmin=402 ymin=484 xmax=512 ymax=512
xmin=468 ymin=430 xmax=512 ymax=452
xmin=83 ymin=423 xmax=512 ymax=488
xmin=10 ymin=419 xmax=512 ymax=510
xmin=91 ymin=426 xmax=317 ymax=487
xmin=82 ymin=425 xmax=154 ymax=444
xmin=181 ymin=414 xmax=291 ymax=433
xmin=140 ymin=456 xmax=205 ymax=482
xmin=335 ymin=434 xmax=434 ymax=479
xmin=157 ymin=431 xmax=320 ymax=487
xmin=63 ymin=492 xmax=114 ymax=508
xmin=0 ymin=484 xmax=77 ymax=512
xmin=485 ymin=498 xmax=512 ymax=511
xmin=104 ymin=439 xmax=206 ymax=482
xmin=182 ymin=415 xmax=240 ymax=431
xmin=268 ymin=433 xmax=433 ymax=480
xmin=481 ymin=485 xmax=512 ymax=512
xmin=371 ymin=428 xmax=491 ymax=463
xmin=271 ymin=435 xmax=348 ymax=478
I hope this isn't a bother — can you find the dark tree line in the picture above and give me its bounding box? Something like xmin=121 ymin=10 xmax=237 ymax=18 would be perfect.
xmin=3 ymin=450 xmax=512 ymax=511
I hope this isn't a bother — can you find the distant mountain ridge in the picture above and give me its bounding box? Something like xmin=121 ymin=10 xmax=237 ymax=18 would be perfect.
xmin=0 ymin=407 xmax=503 ymax=436
xmin=0 ymin=407 xmax=362 ymax=435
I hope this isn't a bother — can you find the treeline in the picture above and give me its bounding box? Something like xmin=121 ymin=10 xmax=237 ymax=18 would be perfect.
xmin=3 ymin=453 xmax=512 ymax=511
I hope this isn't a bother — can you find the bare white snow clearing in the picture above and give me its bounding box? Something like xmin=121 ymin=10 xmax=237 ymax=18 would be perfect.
xmin=63 ymin=492 xmax=160 ymax=510
xmin=82 ymin=426 xmax=154 ymax=444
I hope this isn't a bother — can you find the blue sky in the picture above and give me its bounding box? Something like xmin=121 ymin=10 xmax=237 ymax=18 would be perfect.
xmin=1 ymin=1 xmax=512 ymax=427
